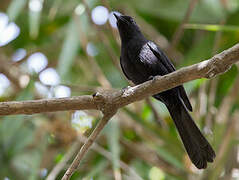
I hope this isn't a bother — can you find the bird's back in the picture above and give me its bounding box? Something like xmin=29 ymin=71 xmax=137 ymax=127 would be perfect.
xmin=121 ymin=39 xmax=167 ymax=81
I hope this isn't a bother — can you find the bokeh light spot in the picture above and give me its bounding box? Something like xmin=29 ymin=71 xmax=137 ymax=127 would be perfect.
xmin=75 ymin=4 xmax=85 ymax=16
xmin=0 ymin=74 xmax=10 ymax=96
xmin=39 ymin=68 xmax=60 ymax=86
xmin=29 ymin=0 xmax=43 ymax=12
xmin=72 ymin=111 xmax=93 ymax=132
xmin=19 ymin=75 xmax=30 ymax=88
xmin=86 ymin=42 xmax=98 ymax=57
xmin=232 ymin=168 xmax=239 ymax=178
xmin=39 ymin=168 xmax=48 ymax=178
xmin=91 ymin=6 xmax=109 ymax=25
xmin=54 ymin=85 xmax=71 ymax=98
xmin=12 ymin=48 xmax=27 ymax=62
xmin=27 ymin=52 xmax=48 ymax=73
xmin=0 ymin=13 xmax=9 ymax=33
xmin=35 ymin=82 xmax=50 ymax=97
xmin=0 ymin=15 xmax=20 ymax=47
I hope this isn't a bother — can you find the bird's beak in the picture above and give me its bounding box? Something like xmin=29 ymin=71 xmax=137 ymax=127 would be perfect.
xmin=113 ymin=13 xmax=120 ymax=21
xmin=113 ymin=13 xmax=128 ymax=25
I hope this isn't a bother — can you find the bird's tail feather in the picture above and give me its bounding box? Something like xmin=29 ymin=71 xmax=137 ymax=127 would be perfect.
xmin=166 ymin=99 xmax=215 ymax=169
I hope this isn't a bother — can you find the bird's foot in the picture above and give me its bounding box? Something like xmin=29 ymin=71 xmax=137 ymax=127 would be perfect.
xmin=122 ymin=86 xmax=131 ymax=92
xmin=121 ymin=86 xmax=135 ymax=97
xmin=148 ymin=76 xmax=157 ymax=82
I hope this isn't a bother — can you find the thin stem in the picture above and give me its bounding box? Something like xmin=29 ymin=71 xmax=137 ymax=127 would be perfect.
xmin=62 ymin=111 xmax=116 ymax=180
xmin=169 ymin=0 xmax=200 ymax=51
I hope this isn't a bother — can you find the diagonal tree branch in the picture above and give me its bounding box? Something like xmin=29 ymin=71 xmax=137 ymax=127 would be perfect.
xmin=46 ymin=140 xmax=81 ymax=180
xmin=62 ymin=110 xmax=117 ymax=180
xmin=0 ymin=43 xmax=239 ymax=116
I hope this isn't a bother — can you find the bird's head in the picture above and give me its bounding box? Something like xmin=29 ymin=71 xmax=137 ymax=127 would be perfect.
xmin=114 ymin=14 xmax=142 ymax=43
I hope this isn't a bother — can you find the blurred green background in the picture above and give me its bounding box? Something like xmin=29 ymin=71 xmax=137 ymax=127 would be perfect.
xmin=0 ymin=0 xmax=239 ymax=179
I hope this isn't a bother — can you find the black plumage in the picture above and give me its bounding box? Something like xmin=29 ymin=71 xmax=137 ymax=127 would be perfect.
xmin=114 ymin=14 xmax=215 ymax=169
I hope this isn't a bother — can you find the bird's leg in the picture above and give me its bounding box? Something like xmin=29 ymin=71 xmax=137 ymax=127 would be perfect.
xmin=122 ymin=86 xmax=131 ymax=92
xmin=148 ymin=75 xmax=157 ymax=82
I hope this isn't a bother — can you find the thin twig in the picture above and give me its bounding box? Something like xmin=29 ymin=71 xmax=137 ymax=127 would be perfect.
xmin=121 ymin=139 xmax=185 ymax=176
xmin=198 ymin=82 xmax=208 ymax=117
xmin=74 ymin=15 xmax=112 ymax=88
xmin=120 ymin=110 xmax=164 ymax=146
xmin=205 ymin=19 xmax=226 ymax=129
xmin=82 ymin=0 xmax=122 ymax=73
xmin=0 ymin=56 xmax=22 ymax=91
xmin=62 ymin=111 xmax=117 ymax=180
xmin=46 ymin=141 xmax=81 ymax=180
xmin=205 ymin=78 xmax=218 ymax=130
xmin=215 ymin=113 xmax=238 ymax=164
xmin=78 ymin=135 xmax=143 ymax=180
xmin=145 ymin=98 xmax=166 ymax=128
xmin=208 ymin=111 xmax=239 ymax=180
xmin=169 ymin=0 xmax=200 ymax=51
xmin=46 ymin=134 xmax=142 ymax=180
xmin=215 ymin=66 xmax=239 ymax=123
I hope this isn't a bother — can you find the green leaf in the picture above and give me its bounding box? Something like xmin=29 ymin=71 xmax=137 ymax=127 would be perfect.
xmin=149 ymin=167 xmax=165 ymax=180
xmin=105 ymin=117 xmax=121 ymax=171
xmin=10 ymin=124 xmax=34 ymax=154
xmin=12 ymin=150 xmax=42 ymax=179
xmin=16 ymin=80 xmax=35 ymax=101
xmin=0 ymin=116 xmax=26 ymax=150
xmin=57 ymin=19 xmax=80 ymax=81
xmin=0 ymin=81 xmax=35 ymax=150
xmin=156 ymin=147 xmax=183 ymax=170
xmin=184 ymin=24 xmax=239 ymax=32
xmin=216 ymin=65 xmax=238 ymax=107
xmin=182 ymin=33 xmax=215 ymax=66
xmin=127 ymin=0 xmax=225 ymax=23
xmin=84 ymin=160 xmax=109 ymax=179
xmin=7 ymin=0 xmax=27 ymax=21
xmin=29 ymin=0 xmax=44 ymax=39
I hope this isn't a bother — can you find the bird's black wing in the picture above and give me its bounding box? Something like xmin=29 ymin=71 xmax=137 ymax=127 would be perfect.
xmin=147 ymin=41 xmax=192 ymax=111
xmin=124 ymin=42 xmax=169 ymax=85
xmin=120 ymin=56 xmax=132 ymax=81
xmin=147 ymin=41 xmax=176 ymax=72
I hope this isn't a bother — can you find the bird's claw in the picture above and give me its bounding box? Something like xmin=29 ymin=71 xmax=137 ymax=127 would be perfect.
xmin=122 ymin=86 xmax=131 ymax=92
xmin=148 ymin=76 xmax=157 ymax=82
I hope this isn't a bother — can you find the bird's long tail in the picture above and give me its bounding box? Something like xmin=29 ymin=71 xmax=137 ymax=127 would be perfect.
xmin=165 ymin=98 xmax=215 ymax=169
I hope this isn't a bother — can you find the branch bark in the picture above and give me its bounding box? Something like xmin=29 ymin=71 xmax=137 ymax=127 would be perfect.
xmin=0 ymin=96 xmax=97 ymax=115
xmin=0 ymin=43 xmax=239 ymax=116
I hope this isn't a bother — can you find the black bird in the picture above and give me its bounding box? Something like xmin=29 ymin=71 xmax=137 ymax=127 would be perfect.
xmin=114 ymin=13 xmax=215 ymax=169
